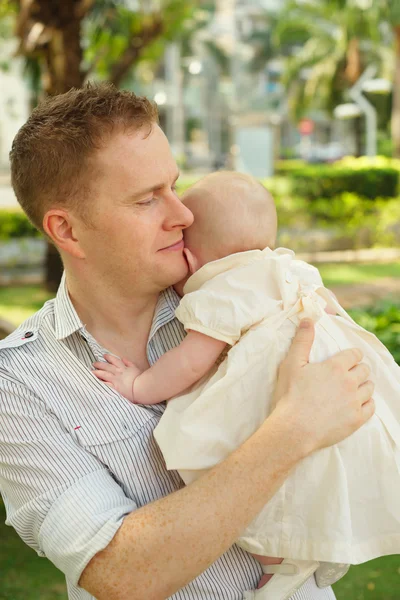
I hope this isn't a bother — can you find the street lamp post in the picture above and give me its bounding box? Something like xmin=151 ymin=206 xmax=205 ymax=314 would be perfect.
xmin=348 ymin=65 xmax=377 ymax=157
xmin=335 ymin=66 xmax=392 ymax=157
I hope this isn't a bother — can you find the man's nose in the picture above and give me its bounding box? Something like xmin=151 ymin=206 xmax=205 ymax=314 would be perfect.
xmin=165 ymin=191 xmax=194 ymax=230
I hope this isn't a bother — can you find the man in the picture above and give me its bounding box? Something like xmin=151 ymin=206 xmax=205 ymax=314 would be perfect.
xmin=0 ymin=84 xmax=374 ymax=600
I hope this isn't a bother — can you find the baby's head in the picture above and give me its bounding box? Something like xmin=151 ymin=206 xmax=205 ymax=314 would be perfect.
xmin=181 ymin=171 xmax=277 ymax=274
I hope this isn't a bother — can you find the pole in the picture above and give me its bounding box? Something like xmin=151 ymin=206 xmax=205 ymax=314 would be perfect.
xmin=348 ymin=65 xmax=377 ymax=157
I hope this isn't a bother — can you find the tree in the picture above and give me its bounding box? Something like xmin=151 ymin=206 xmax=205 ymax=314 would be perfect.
xmin=8 ymin=0 xmax=197 ymax=290
xmin=388 ymin=1 xmax=400 ymax=157
xmin=268 ymin=0 xmax=392 ymax=155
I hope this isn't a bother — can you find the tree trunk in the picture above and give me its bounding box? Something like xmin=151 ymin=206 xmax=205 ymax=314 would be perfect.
xmin=16 ymin=0 xmax=88 ymax=291
xmin=392 ymin=26 xmax=400 ymax=159
xmin=39 ymin=3 xmax=85 ymax=290
xmin=42 ymin=17 xmax=84 ymax=94
xmin=354 ymin=116 xmax=363 ymax=158
xmin=344 ymin=38 xmax=362 ymax=86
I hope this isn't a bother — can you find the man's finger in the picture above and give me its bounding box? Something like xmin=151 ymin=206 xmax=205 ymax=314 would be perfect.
xmin=330 ymin=348 xmax=363 ymax=372
xmin=287 ymin=319 xmax=315 ymax=367
xmin=357 ymin=380 xmax=375 ymax=405
xmin=360 ymin=396 xmax=375 ymax=424
xmin=349 ymin=362 xmax=371 ymax=386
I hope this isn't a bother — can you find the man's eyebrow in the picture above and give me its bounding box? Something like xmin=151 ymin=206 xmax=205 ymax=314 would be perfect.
xmin=131 ymin=171 xmax=180 ymax=199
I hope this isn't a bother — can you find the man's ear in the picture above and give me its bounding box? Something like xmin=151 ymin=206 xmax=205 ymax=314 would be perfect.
xmin=43 ymin=209 xmax=86 ymax=259
xmin=183 ymin=247 xmax=199 ymax=275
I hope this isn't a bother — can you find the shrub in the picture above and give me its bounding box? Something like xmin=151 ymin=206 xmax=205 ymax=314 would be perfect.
xmin=0 ymin=210 xmax=41 ymax=240
xmin=349 ymin=302 xmax=400 ymax=365
xmin=289 ymin=165 xmax=399 ymax=200
xmin=275 ymin=157 xmax=400 ymax=200
xmin=274 ymin=159 xmax=307 ymax=175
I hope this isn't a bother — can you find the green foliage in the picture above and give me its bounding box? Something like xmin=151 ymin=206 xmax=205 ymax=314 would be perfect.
xmin=288 ymin=166 xmax=399 ymax=200
xmin=274 ymin=159 xmax=307 ymax=174
xmin=84 ymin=0 xmax=198 ymax=84
xmin=274 ymin=0 xmax=393 ymax=122
xmin=0 ymin=210 xmax=41 ymax=240
xmin=349 ymin=302 xmax=400 ymax=365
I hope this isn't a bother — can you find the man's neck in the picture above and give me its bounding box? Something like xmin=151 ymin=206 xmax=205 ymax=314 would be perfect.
xmin=65 ymin=271 xmax=159 ymax=370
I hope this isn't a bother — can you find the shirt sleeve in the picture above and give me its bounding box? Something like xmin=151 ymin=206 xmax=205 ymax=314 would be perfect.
xmin=176 ymin=262 xmax=282 ymax=345
xmin=0 ymin=374 xmax=137 ymax=586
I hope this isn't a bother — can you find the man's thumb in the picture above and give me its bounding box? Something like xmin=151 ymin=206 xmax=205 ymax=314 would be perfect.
xmin=289 ymin=319 xmax=315 ymax=367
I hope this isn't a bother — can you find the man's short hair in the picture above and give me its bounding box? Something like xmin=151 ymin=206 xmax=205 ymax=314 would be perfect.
xmin=10 ymin=82 xmax=159 ymax=233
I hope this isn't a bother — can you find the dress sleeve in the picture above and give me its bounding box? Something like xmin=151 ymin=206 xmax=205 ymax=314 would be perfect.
xmin=0 ymin=374 xmax=137 ymax=586
xmin=175 ymin=261 xmax=282 ymax=346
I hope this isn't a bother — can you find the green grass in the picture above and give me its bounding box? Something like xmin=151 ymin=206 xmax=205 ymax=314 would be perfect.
xmin=0 ymin=500 xmax=67 ymax=600
xmin=0 ymin=285 xmax=53 ymax=327
xmin=318 ymin=262 xmax=400 ymax=287
xmin=333 ymin=557 xmax=400 ymax=600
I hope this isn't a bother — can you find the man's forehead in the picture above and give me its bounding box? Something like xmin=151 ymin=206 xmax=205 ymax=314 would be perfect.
xmin=94 ymin=125 xmax=177 ymax=186
xmin=97 ymin=124 xmax=167 ymax=160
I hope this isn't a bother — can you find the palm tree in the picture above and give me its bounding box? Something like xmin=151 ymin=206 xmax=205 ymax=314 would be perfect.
xmin=271 ymin=0 xmax=392 ymax=155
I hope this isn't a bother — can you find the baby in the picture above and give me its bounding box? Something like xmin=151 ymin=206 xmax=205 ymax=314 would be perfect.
xmin=93 ymin=172 xmax=400 ymax=600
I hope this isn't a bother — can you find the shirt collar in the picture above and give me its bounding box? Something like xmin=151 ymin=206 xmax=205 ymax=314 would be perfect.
xmin=54 ymin=271 xmax=180 ymax=342
xmin=54 ymin=272 xmax=84 ymax=340
xmin=148 ymin=286 xmax=181 ymax=341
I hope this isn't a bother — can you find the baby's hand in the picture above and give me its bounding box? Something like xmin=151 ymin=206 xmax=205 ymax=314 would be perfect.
xmin=93 ymin=354 xmax=141 ymax=402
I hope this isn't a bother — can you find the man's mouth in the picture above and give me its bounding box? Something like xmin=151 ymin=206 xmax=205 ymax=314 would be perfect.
xmin=159 ymin=239 xmax=184 ymax=251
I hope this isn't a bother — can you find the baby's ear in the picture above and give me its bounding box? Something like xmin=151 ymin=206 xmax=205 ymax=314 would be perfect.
xmin=183 ymin=248 xmax=199 ymax=274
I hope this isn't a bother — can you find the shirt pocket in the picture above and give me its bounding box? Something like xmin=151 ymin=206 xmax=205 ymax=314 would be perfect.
xmin=68 ymin=405 xmax=156 ymax=447
xmin=66 ymin=407 xmax=163 ymax=496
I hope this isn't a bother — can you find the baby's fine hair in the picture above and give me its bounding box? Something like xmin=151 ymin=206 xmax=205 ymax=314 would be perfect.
xmin=182 ymin=171 xmax=277 ymax=260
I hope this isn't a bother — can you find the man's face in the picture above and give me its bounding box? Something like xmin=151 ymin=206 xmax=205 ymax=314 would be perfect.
xmin=74 ymin=124 xmax=194 ymax=295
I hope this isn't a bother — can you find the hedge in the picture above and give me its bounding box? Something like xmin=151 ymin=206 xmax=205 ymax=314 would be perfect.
xmin=0 ymin=210 xmax=41 ymax=240
xmin=288 ymin=166 xmax=399 ymax=200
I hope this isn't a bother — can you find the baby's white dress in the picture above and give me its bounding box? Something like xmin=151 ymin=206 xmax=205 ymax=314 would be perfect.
xmin=154 ymin=247 xmax=400 ymax=565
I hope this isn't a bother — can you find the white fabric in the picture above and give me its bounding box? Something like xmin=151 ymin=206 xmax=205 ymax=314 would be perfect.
xmin=154 ymin=247 xmax=400 ymax=565
xmin=243 ymin=559 xmax=321 ymax=600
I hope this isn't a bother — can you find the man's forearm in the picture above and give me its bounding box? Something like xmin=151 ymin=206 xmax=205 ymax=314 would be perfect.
xmin=80 ymin=322 xmax=374 ymax=600
xmin=79 ymin=406 xmax=304 ymax=600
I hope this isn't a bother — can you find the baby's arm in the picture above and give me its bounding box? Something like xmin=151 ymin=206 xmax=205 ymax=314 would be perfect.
xmin=93 ymin=332 xmax=226 ymax=405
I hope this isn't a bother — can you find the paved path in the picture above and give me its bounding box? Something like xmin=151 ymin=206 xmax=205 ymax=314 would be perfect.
xmin=331 ymin=278 xmax=400 ymax=309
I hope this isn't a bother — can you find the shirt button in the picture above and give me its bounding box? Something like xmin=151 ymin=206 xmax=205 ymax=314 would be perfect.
xmin=23 ymin=331 xmax=34 ymax=338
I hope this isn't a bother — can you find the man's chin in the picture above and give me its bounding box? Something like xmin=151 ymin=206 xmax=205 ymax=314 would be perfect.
xmin=159 ymin=261 xmax=189 ymax=290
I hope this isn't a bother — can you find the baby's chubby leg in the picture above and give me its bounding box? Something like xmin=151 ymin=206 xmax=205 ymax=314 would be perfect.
xmin=251 ymin=554 xmax=283 ymax=588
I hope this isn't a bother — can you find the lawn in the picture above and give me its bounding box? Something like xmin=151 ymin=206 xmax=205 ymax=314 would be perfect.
xmin=318 ymin=262 xmax=400 ymax=288
xmin=0 ymin=500 xmax=67 ymax=600
xmin=1 ymin=265 xmax=400 ymax=599
xmin=0 ymin=285 xmax=53 ymax=327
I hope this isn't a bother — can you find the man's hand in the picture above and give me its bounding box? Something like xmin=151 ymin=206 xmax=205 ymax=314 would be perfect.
xmin=272 ymin=319 xmax=375 ymax=456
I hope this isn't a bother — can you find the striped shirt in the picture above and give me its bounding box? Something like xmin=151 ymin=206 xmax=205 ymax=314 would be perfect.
xmin=0 ymin=274 xmax=336 ymax=600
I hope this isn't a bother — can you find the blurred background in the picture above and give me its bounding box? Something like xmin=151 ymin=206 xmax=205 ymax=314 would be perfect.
xmin=1 ymin=0 xmax=400 ymax=598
